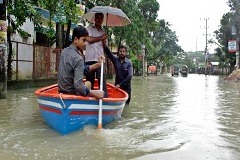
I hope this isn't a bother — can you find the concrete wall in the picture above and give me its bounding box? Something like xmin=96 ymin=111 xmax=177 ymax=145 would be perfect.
xmin=11 ymin=18 xmax=34 ymax=79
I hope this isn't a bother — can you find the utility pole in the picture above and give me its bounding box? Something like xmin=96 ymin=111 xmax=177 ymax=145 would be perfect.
xmin=201 ymin=18 xmax=210 ymax=75
xmin=205 ymin=18 xmax=209 ymax=75
xmin=196 ymin=37 xmax=198 ymax=52
xmin=235 ymin=0 xmax=240 ymax=69
xmin=142 ymin=44 xmax=145 ymax=78
xmin=236 ymin=29 xmax=239 ymax=70
xmin=0 ymin=0 xmax=7 ymax=99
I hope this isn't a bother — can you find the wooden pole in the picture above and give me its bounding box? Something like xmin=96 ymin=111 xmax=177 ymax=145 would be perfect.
xmin=98 ymin=61 xmax=104 ymax=129
xmin=0 ymin=0 xmax=7 ymax=99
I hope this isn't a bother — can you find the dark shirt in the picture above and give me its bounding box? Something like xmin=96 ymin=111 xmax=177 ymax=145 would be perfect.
xmin=84 ymin=65 xmax=90 ymax=76
xmin=104 ymin=46 xmax=133 ymax=86
xmin=58 ymin=44 xmax=90 ymax=96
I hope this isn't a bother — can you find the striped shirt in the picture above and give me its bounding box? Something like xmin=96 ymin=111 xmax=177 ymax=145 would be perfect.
xmin=85 ymin=24 xmax=106 ymax=62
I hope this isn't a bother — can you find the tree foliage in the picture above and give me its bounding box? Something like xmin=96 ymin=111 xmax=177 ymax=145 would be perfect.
xmin=85 ymin=0 xmax=183 ymax=70
xmin=37 ymin=0 xmax=80 ymax=47
xmin=7 ymin=0 xmax=184 ymax=76
xmin=213 ymin=0 xmax=238 ymax=72
xmin=149 ymin=19 xmax=183 ymax=64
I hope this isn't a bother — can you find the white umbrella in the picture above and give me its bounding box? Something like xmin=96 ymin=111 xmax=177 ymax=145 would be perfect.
xmin=83 ymin=6 xmax=131 ymax=27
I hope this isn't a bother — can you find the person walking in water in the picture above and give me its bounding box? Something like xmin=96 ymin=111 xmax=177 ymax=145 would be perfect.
xmin=103 ymin=41 xmax=133 ymax=105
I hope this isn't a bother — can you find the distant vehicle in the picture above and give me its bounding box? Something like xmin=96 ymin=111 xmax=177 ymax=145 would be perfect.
xmin=171 ymin=66 xmax=179 ymax=76
xmin=196 ymin=67 xmax=205 ymax=74
xmin=148 ymin=65 xmax=157 ymax=75
xmin=180 ymin=65 xmax=188 ymax=77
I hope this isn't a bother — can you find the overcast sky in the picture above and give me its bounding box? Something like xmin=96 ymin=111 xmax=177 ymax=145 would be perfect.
xmin=157 ymin=0 xmax=230 ymax=53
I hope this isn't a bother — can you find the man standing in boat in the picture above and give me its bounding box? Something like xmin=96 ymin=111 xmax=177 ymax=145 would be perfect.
xmin=58 ymin=26 xmax=104 ymax=98
xmin=103 ymin=41 xmax=133 ymax=105
xmin=85 ymin=13 xmax=108 ymax=98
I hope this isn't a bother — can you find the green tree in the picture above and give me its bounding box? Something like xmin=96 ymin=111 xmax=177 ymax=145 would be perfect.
xmin=63 ymin=0 xmax=80 ymax=48
xmin=37 ymin=0 xmax=80 ymax=48
xmin=150 ymin=19 xmax=183 ymax=66
xmin=214 ymin=12 xmax=235 ymax=72
xmin=211 ymin=0 xmax=240 ymax=73
xmin=7 ymin=0 xmax=41 ymax=80
xmin=36 ymin=0 xmax=182 ymax=75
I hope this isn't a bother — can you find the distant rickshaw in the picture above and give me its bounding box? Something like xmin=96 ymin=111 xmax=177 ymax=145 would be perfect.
xmin=171 ymin=66 xmax=179 ymax=76
xmin=180 ymin=65 xmax=188 ymax=77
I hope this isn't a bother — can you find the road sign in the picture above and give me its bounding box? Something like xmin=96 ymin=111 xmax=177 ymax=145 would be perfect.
xmin=228 ymin=40 xmax=236 ymax=52
xmin=138 ymin=54 xmax=143 ymax=60
xmin=53 ymin=15 xmax=66 ymax=23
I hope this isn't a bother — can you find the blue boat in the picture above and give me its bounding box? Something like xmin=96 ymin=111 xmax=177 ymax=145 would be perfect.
xmin=35 ymin=80 xmax=128 ymax=135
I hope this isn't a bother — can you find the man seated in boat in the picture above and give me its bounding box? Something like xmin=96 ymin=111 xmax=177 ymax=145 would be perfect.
xmin=58 ymin=26 xmax=104 ymax=99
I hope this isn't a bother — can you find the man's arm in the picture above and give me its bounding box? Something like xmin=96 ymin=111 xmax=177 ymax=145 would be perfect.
xmin=103 ymin=40 xmax=117 ymax=63
xmin=88 ymin=90 xmax=104 ymax=99
xmin=84 ymin=61 xmax=101 ymax=75
xmin=89 ymin=56 xmax=104 ymax=71
xmin=84 ymin=57 xmax=104 ymax=76
xmin=88 ymin=33 xmax=108 ymax=44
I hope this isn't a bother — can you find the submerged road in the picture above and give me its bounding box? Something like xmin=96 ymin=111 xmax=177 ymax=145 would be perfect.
xmin=0 ymin=74 xmax=239 ymax=160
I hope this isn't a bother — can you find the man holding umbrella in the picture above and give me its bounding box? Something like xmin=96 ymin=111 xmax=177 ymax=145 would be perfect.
xmin=85 ymin=12 xmax=108 ymax=98
xmin=83 ymin=6 xmax=131 ymax=98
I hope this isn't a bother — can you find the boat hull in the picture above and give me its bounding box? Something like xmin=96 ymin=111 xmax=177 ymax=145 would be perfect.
xmin=35 ymin=82 xmax=128 ymax=135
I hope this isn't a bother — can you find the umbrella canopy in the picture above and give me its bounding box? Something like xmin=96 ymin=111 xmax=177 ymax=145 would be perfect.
xmin=83 ymin=6 xmax=131 ymax=27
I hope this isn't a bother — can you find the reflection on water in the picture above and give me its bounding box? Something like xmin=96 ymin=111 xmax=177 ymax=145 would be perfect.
xmin=0 ymin=74 xmax=240 ymax=160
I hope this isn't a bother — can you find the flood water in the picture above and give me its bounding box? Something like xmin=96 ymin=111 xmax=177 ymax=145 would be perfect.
xmin=0 ymin=74 xmax=240 ymax=160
